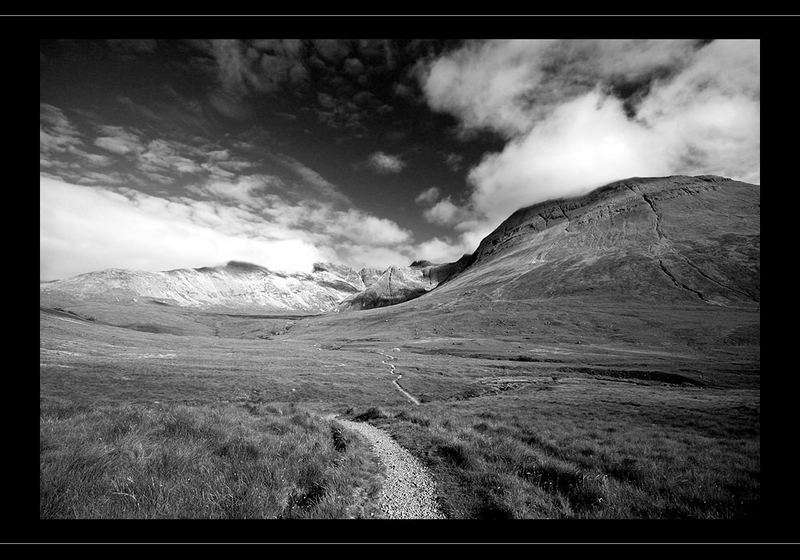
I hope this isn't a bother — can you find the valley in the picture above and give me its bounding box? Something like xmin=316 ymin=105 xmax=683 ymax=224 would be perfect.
xmin=40 ymin=175 xmax=760 ymax=519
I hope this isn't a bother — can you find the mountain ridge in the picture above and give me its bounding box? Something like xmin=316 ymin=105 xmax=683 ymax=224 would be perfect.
xmin=40 ymin=175 xmax=759 ymax=312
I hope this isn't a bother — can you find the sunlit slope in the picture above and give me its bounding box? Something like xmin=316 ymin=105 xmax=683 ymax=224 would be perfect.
xmin=451 ymin=174 xmax=760 ymax=305
xmin=290 ymin=176 xmax=760 ymax=365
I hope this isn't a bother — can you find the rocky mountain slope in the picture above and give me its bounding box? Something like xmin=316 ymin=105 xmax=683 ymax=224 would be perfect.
xmin=338 ymin=257 xmax=473 ymax=311
xmin=463 ymin=174 xmax=759 ymax=305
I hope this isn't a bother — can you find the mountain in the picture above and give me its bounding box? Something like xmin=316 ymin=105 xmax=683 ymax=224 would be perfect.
xmin=285 ymin=175 xmax=759 ymax=369
xmin=465 ymin=174 xmax=759 ymax=305
xmin=40 ymin=260 xmax=366 ymax=313
xmin=40 ymin=175 xmax=759 ymax=319
xmin=338 ymin=256 xmax=474 ymax=311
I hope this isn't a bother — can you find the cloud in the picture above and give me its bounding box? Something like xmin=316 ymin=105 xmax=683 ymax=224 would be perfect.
xmin=274 ymin=154 xmax=352 ymax=205
xmin=314 ymin=92 xmax=371 ymax=132
xmin=138 ymin=139 xmax=204 ymax=175
xmin=417 ymin=39 xmax=760 ymax=241
xmin=415 ymin=186 xmax=440 ymax=205
xmin=208 ymin=89 xmax=254 ymax=120
xmin=422 ymin=197 xmax=471 ymax=226
xmin=94 ymin=127 xmax=145 ymax=155
xmin=70 ymin=149 xmax=114 ymax=167
xmin=413 ymin=236 xmax=471 ymax=263
xmin=216 ymin=158 xmax=257 ymax=172
xmin=41 ymin=176 xmax=418 ymax=281
xmin=344 ymin=57 xmax=364 ymax=76
xmin=40 ymin=103 xmax=82 ymax=153
xmin=467 ymin=91 xmax=667 ymax=224
xmin=314 ymin=40 xmax=350 ymax=65
xmin=324 ymin=209 xmax=412 ymax=246
xmin=442 ymin=152 xmax=464 ymax=172
xmin=73 ymin=171 xmax=129 ymax=185
xmin=366 ymin=151 xmax=406 ymax=174
xmin=420 ymin=39 xmax=701 ymax=138
xmin=392 ymin=82 xmax=415 ymax=99
xmin=40 ymin=105 xmax=122 ymax=173
xmin=187 ymin=174 xmax=285 ymax=209
xmin=117 ymin=96 xmax=162 ymax=121
xmin=40 ymin=177 xmax=326 ymax=281
xmin=202 ymin=39 xmax=309 ymax=99
xmin=317 ymin=92 xmax=337 ymax=109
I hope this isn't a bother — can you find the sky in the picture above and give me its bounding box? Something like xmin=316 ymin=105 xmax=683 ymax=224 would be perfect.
xmin=40 ymin=39 xmax=760 ymax=281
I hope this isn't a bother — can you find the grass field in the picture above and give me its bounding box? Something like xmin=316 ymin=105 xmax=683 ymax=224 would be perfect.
xmin=40 ymin=400 xmax=383 ymax=519
xmin=347 ymin=382 xmax=759 ymax=518
xmin=40 ymin=294 xmax=760 ymax=519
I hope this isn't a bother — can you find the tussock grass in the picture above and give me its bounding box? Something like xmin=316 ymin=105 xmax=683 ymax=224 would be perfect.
xmin=351 ymin=382 xmax=759 ymax=519
xmin=40 ymin=401 xmax=383 ymax=519
xmin=352 ymin=406 xmax=387 ymax=421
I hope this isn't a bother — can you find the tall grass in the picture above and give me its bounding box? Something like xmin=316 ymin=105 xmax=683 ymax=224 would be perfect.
xmin=40 ymin=401 xmax=384 ymax=519
xmin=352 ymin=384 xmax=760 ymax=519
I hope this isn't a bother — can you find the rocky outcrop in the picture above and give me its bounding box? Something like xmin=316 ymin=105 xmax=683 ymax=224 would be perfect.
xmin=312 ymin=262 xmax=366 ymax=292
xmin=359 ymin=267 xmax=383 ymax=289
xmin=338 ymin=255 xmax=479 ymax=311
xmin=339 ymin=266 xmax=432 ymax=311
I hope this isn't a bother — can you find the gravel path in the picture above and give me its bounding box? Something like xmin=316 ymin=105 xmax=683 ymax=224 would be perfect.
xmin=334 ymin=417 xmax=445 ymax=519
xmin=376 ymin=350 xmax=421 ymax=406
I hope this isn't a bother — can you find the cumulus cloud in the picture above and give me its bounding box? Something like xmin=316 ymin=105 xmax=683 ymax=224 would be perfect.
xmin=366 ymin=151 xmax=406 ymax=174
xmin=417 ymin=39 xmax=760 ymax=248
xmin=467 ymin=91 xmax=667 ymax=224
xmin=40 ymin=177 xmax=326 ymax=281
xmin=413 ymin=236 xmax=473 ymax=263
xmin=421 ymin=39 xmax=701 ymax=138
xmin=324 ymin=209 xmax=412 ymax=246
xmin=422 ymin=197 xmax=471 ymax=226
xmin=40 ymin=176 xmax=418 ymax=281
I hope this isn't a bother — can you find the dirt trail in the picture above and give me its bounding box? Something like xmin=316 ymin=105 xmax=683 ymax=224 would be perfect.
xmin=376 ymin=350 xmax=421 ymax=405
xmin=329 ymin=415 xmax=444 ymax=519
